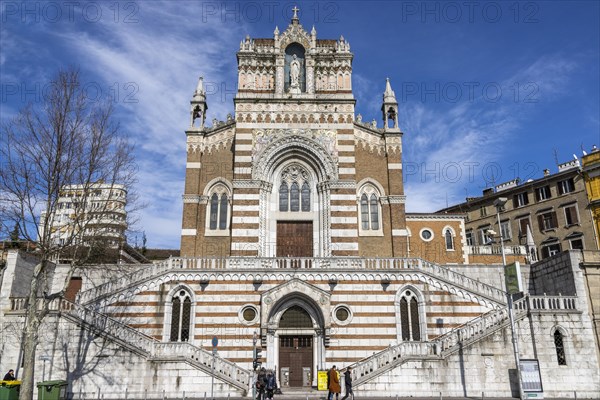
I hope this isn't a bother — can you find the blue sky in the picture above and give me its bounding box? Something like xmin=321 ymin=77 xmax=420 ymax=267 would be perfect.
xmin=1 ymin=1 xmax=599 ymax=248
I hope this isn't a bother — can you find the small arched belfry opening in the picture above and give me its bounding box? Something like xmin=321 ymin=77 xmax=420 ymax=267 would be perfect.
xmin=285 ymin=43 xmax=306 ymax=93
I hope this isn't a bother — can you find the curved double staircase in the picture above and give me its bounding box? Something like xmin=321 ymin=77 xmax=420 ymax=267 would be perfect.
xmin=10 ymin=257 xmax=579 ymax=394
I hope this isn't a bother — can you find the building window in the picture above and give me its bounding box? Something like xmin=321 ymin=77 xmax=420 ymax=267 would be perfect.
xmin=444 ymin=229 xmax=454 ymax=250
xmin=279 ymin=164 xmax=311 ymax=213
xmin=279 ymin=183 xmax=289 ymax=211
xmin=513 ymin=192 xmax=529 ymax=208
xmin=170 ymin=289 xmax=192 ymax=342
xmin=535 ymin=186 xmax=552 ymax=201
xmin=209 ymin=193 xmax=229 ymax=230
xmin=360 ymin=193 xmax=380 ymax=230
xmin=239 ymin=305 xmax=259 ymax=325
xmin=554 ymin=330 xmax=566 ymax=365
xmin=517 ymin=217 xmax=531 ymax=237
xmin=333 ymin=305 xmax=352 ymax=325
xmin=478 ymin=226 xmax=491 ymax=245
xmin=538 ymin=211 xmax=558 ymax=232
xmin=557 ymin=178 xmax=575 ymax=195
xmin=500 ymin=220 xmax=512 ymax=240
xmin=479 ymin=206 xmax=487 ymax=217
xmin=301 ymin=182 xmax=310 ymax=212
xmin=570 ymin=238 xmax=584 ymax=250
xmin=357 ymin=182 xmax=383 ymax=236
xmin=205 ymin=180 xmax=231 ymax=235
xmin=564 ymin=205 xmax=579 ymax=226
xmin=420 ymin=228 xmax=433 ymax=242
xmin=290 ymin=182 xmax=300 ymax=211
xmin=466 ymin=230 xmax=474 ymax=246
xmin=399 ymin=290 xmax=421 ymax=341
xmin=541 ymin=243 xmax=561 ymax=258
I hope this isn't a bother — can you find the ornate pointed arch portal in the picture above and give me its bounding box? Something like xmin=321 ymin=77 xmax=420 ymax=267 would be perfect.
xmin=261 ymin=279 xmax=331 ymax=387
xmin=251 ymin=128 xmax=339 ymax=257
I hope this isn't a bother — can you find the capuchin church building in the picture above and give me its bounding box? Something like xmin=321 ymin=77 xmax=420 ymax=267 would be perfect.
xmin=1 ymin=11 xmax=599 ymax=399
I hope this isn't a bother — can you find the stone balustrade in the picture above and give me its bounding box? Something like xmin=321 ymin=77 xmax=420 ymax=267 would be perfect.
xmin=9 ymin=292 xmax=580 ymax=390
xmin=350 ymin=295 xmax=530 ymax=386
xmin=467 ymin=245 xmax=527 ymax=255
xmin=77 ymin=257 xmax=508 ymax=306
xmin=9 ymin=297 xmax=251 ymax=392
xmin=527 ymin=295 xmax=577 ymax=311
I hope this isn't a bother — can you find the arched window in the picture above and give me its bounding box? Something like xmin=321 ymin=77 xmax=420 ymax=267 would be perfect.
xmin=290 ymin=182 xmax=300 ymax=212
xmin=204 ymin=180 xmax=231 ymax=235
xmin=279 ymin=164 xmax=311 ymax=213
xmin=361 ymin=194 xmax=369 ymax=230
xmin=301 ymin=182 xmax=310 ymax=212
xmin=370 ymin=194 xmax=379 ymax=230
xmin=445 ymin=229 xmax=454 ymax=250
xmin=279 ymin=305 xmax=313 ymax=328
xmin=398 ymin=289 xmax=423 ymax=341
xmin=170 ymin=289 xmax=192 ymax=342
xmin=279 ymin=182 xmax=289 ymax=212
xmin=358 ymin=182 xmax=383 ymax=235
xmin=554 ymin=330 xmax=566 ymax=365
xmin=209 ymin=193 xmax=219 ymax=230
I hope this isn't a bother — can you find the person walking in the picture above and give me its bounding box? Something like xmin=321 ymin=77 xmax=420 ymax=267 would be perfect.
xmin=265 ymin=369 xmax=277 ymax=400
xmin=327 ymin=365 xmax=341 ymax=400
xmin=341 ymin=367 xmax=353 ymax=400
xmin=256 ymin=367 xmax=267 ymax=400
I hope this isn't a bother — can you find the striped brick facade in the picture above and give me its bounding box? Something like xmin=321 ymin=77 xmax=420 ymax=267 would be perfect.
xmin=103 ymin=272 xmax=490 ymax=371
xmin=180 ymin=16 xmax=420 ymax=261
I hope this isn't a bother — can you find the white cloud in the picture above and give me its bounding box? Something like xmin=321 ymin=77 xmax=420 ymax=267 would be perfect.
xmin=402 ymin=54 xmax=577 ymax=213
xmin=46 ymin=1 xmax=248 ymax=248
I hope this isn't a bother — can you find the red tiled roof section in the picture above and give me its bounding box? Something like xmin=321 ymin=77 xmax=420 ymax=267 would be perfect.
xmin=317 ymin=39 xmax=337 ymax=46
xmin=254 ymin=39 xmax=275 ymax=45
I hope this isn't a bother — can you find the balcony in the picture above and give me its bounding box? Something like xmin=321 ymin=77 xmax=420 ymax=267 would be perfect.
xmin=467 ymin=245 xmax=527 ymax=256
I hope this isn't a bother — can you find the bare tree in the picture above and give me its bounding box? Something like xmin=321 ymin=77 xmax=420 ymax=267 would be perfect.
xmin=0 ymin=68 xmax=137 ymax=400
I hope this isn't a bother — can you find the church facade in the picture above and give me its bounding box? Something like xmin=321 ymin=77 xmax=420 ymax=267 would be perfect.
xmin=180 ymin=11 xmax=472 ymax=265
xmin=1 ymin=13 xmax=599 ymax=399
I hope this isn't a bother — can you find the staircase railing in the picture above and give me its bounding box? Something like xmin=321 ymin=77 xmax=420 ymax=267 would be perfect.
xmin=77 ymin=257 xmax=507 ymax=306
xmin=9 ymin=298 xmax=251 ymax=392
xmin=349 ymin=294 xmax=566 ymax=386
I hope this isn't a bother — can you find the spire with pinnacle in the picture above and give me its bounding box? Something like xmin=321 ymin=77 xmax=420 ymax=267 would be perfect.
xmin=190 ymin=76 xmax=207 ymax=128
xmin=382 ymin=78 xmax=400 ymax=132
xmin=383 ymin=77 xmax=397 ymax=103
xmin=193 ymin=76 xmax=206 ymax=100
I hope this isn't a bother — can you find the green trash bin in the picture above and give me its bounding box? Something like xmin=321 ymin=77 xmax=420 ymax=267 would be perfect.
xmin=36 ymin=380 xmax=67 ymax=400
xmin=0 ymin=381 xmax=21 ymax=400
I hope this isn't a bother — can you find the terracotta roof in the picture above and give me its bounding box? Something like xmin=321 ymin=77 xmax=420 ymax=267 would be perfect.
xmin=254 ymin=39 xmax=275 ymax=45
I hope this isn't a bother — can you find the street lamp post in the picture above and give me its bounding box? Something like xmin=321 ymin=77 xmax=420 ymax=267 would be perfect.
xmin=252 ymin=332 xmax=257 ymax=400
xmin=493 ymin=197 xmax=525 ymax=400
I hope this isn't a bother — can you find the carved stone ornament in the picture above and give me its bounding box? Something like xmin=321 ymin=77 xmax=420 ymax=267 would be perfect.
xmin=278 ymin=21 xmax=311 ymax=51
xmin=385 ymin=136 xmax=402 ymax=155
xmin=252 ymin=129 xmax=337 ymax=161
xmin=251 ymin=129 xmax=339 ymax=181
xmin=187 ymin=128 xmax=235 ymax=154
xmin=355 ymin=128 xmax=385 ymax=155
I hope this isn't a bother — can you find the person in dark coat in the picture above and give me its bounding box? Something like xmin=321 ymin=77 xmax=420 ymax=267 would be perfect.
xmin=327 ymin=365 xmax=341 ymax=400
xmin=341 ymin=367 xmax=353 ymax=400
xmin=3 ymin=370 xmax=15 ymax=381
xmin=256 ymin=367 xmax=267 ymax=400
xmin=265 ymin=369 xmax=277 ymax=400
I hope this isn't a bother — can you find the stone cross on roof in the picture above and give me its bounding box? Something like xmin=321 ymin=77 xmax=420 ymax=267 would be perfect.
xmin=292 ymin=6 xmax=299 ymax=20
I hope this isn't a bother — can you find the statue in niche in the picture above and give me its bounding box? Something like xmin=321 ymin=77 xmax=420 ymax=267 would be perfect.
xmin=290 ymin=55 xmax=301 ymax=91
